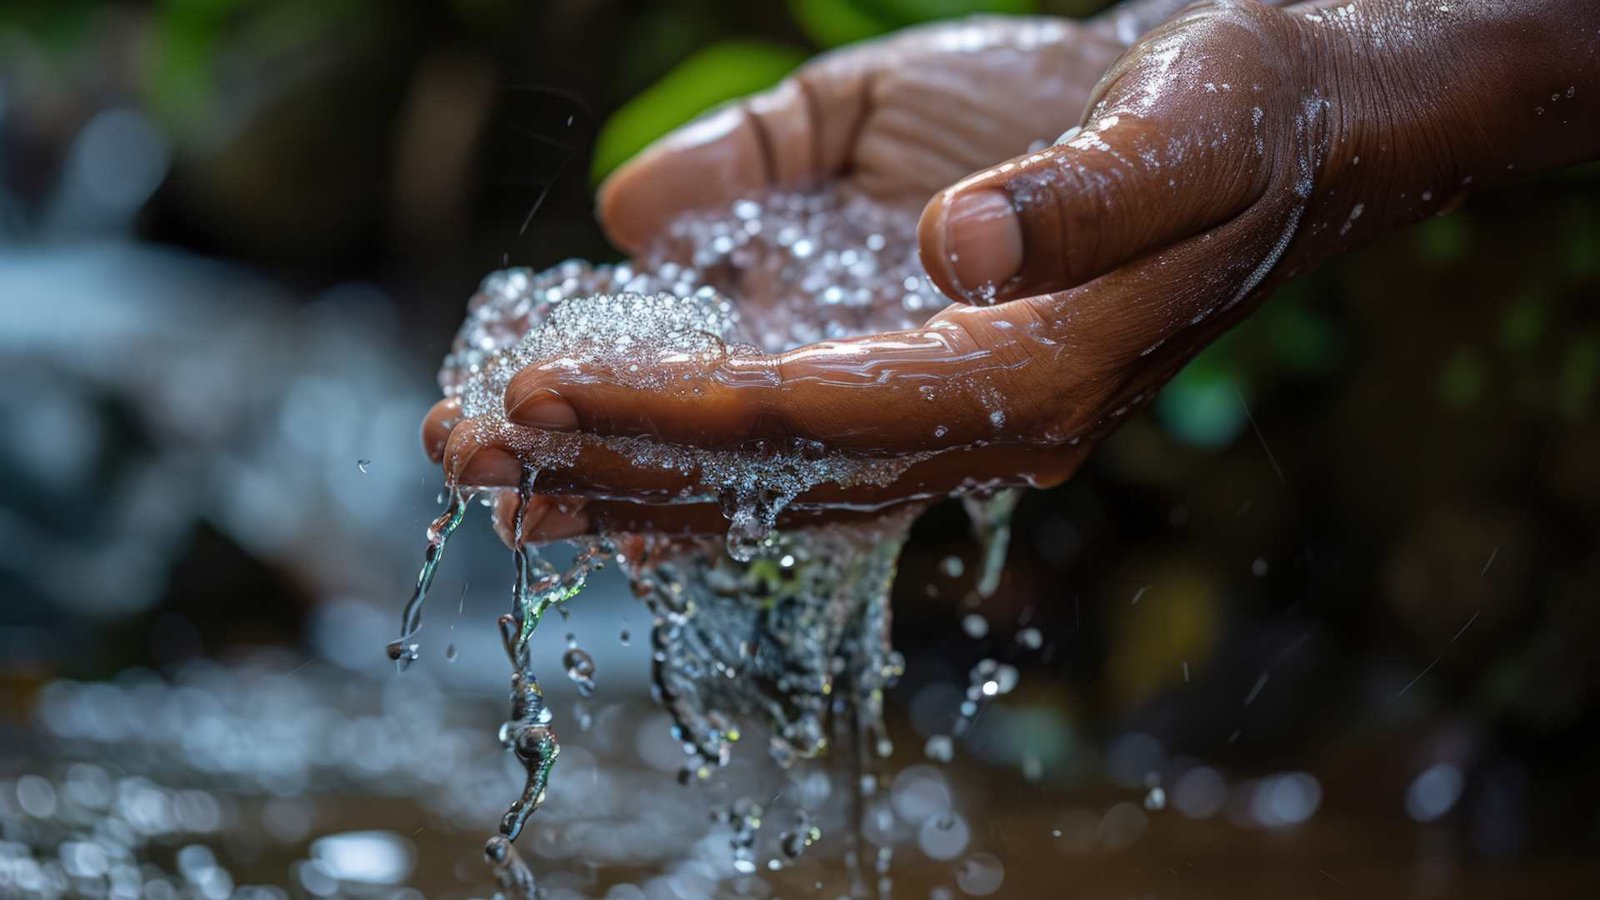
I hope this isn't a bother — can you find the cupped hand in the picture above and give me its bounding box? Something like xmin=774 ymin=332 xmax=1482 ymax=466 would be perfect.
xmin=428 ymin=0 xmax=1600 ymax=542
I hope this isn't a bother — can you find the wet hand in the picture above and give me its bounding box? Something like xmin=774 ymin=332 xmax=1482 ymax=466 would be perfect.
xmin=432 ymin=0 xmax=1600 ymax=541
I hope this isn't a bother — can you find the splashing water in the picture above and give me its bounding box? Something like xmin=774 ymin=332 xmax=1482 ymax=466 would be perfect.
xmin=387 ymin=489 xmax=469 ymax=669
xmin=396 ymin=187 xmax=1024 ymax=896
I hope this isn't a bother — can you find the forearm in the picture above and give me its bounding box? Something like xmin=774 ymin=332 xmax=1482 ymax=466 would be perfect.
xmin=1318 ymin=0 xmax=1600 ymax=181
xmin=1262 ymin=0 xmax=1598 ymax=265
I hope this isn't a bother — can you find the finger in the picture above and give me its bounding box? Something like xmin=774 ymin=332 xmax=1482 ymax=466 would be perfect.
xmin=917 ymin=97 xmax=1266 ymax=306
xmin=442 ymin=419 xmax=702 ymax=501
xmin=492 ymin=492 xmax=592 ymax=546
xmin=503 ymin=304 xmax=1056 ymax=454
xmin=478 ymin=435 xmax=1088 ymax=539
xmin=598 ymin=64 xmax=870 ymax=253
xmin=421 ymin=397 xmax=462 ymax=464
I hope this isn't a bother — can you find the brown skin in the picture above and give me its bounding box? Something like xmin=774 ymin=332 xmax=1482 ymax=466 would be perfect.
xmin=424 ymin=0 xmax=1600 ymax=543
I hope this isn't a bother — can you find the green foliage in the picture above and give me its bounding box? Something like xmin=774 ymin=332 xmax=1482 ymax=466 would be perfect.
xmin=787 ymin=0 xmax=893 ymax=48
xmin=1156 ymin=347 xmax=1247 ymax=449
xmin=1558 ymin=334 xmax=1599 ymax=419
xmin=787 ymin=0 xmax=1041 ymax=49
xmin=1500 ymin=293 xmax=1546 ymax=353
xmin=1561 ymin=204 xmax=1599 ymax=278
xmin=1261 ymin=288 xmax=1337 ymax=373
xmin=589 ymin=40 xmax=807 ymax=183
xmin=1437 ymin=347 xmax=1485 ymax=408
xmin=1415 ymin=212 xmax=1468 ymax=264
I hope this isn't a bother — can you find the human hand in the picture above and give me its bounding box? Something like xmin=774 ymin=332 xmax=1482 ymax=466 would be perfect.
xmin=430 ymin=0 xmax=1600 ymax=543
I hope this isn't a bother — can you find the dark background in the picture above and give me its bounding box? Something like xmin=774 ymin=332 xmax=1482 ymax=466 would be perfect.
xmin=2 ymin=0 xmax=1599 ymax=896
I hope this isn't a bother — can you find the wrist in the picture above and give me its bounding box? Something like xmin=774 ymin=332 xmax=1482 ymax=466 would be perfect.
xmin=1304 ymin=0 xmax=1600 ymax=249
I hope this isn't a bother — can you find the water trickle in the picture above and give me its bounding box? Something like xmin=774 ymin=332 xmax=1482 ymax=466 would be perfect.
xmin=962 ymin=489 xmax=1021 ymax=599
xmin=405 ymin=186 xmax=1035 ymax=893
xmin=716 ymin=798 xmax=765 ymax=875
xmin=388 ymin=488 xmax=469 ymax=669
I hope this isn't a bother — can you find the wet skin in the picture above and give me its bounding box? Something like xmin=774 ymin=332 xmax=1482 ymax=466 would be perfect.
xmin=423 ymin=0 xmax=1600 ymax=543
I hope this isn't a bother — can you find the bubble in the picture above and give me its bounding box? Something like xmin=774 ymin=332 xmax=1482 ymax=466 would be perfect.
xmin=890 ymin=766 xmax=952 ymax=823
xmin=1250 ymin=772 xmax=1322 ymax=827
xmin=961 ymin=614 xmax=989 ymax=640
xmin=1015 ymin=627 xmax=1043 ymax=650
xmin=940 ymin=555 xmax=965 ymax=578
xmin=310 ymin=831 xmax=415 ymax=884
xmin=1097 ymin=802 xmax=1148 ymax=850
xmin=1172 ymin=766 xmax=1228 ymax=819
xmin=1143 ymin=785 xmax=1166 ymax=811
xmin=1405 ymin=764 xmax=1463 ymax=823
xmin=916 ymin=813 xmax=970 ymax=861
xmin=924 ymin=735 xmax=955 ymax=763
xmin=955 ymin=852 xmax=1005 ymax=896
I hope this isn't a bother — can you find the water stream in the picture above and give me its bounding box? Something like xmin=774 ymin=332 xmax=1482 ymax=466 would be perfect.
xmin=395 ymin=188 xmax=1021 ymax=897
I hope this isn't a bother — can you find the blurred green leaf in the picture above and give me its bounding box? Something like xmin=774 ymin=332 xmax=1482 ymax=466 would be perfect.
xmin=149 ymin=3 xmax=221 ymax=126
xmin=1558 ymin=334 xmax=1599 ymax=419
xmin=1156 ymin=347 xmax=1247 ymax=449
xmin=590 ymin=40 xmax=807 ymax=183
xmin=1438 ymin=347 xmax=1484 ymax=408
xmin=1415 ymin=212 xmax=1468 ymax=264
xmin=789 ymin=0 xmax=1041 ymax=49
xmin=787 ymin=0 xmax=894 ymax=48
xmin=1264 ymin=297 xmax=1337 ymax=373
xmin=1500 ymin=293 xmax=1546 ymax=353
xmin=1562 ymin=205 xmax=1599 ymax=278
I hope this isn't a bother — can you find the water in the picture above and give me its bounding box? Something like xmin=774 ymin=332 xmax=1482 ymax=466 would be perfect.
xmin=387 ymin=488 xmax=470 ymax=669
xmin=399 ymin=187 xmax=1024 ymax=896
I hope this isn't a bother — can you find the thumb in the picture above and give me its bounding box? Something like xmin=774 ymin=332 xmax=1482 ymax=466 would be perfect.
xmin=917 ymin=109 xmax=1266 ymax=305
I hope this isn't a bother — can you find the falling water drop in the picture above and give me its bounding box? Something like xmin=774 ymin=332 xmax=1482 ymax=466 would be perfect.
xmin=563 ymin=646 xmax=597 ymax=697
xmin=961 ymin=614 xmax=989 ymax=640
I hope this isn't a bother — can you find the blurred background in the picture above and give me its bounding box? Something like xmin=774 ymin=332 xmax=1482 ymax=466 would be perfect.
xmin=2 ymin=0 xmax=1599 ymax=897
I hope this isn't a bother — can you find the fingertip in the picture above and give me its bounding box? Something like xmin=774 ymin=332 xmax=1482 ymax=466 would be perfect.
xmin=444 ymin=424 xmax=521 ymax=488
xmin=493 ymin=492 xmax=559 ymax=548
xmin=421 ymin=397 xmax=462 ymax=464
xmin=597 ymin=103 xmax=767 ymax=253
xmin=455 ymin=448 xmax=522 ymax=488
xmin=525 ymin=498 xmax=591 ymax=542
xmin=920 ymin=184 xmax=1023 ymax=305
xmin=505 ymin=376 xmax=579 ymax=432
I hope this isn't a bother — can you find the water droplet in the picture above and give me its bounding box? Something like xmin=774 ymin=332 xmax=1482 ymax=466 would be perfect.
xmin=562 ymin=647 xmax=596 ymax=697
xmin=445 ymin=643 xmax=458 ymax=662
xmin=1016 ymin=627 xmax=1043 ymax=650
xmin=961 ymin=614 xmax=989 ymax=640
xmin=1144 ymin=785 xmax=1167 ymax=810
xmin=385 ymin=640 xmax=418 ymax=664
xmin=924 ymin=735 xmax=954 ymax=763
xmin=940 ymin=555 xmax=965 ymax=578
